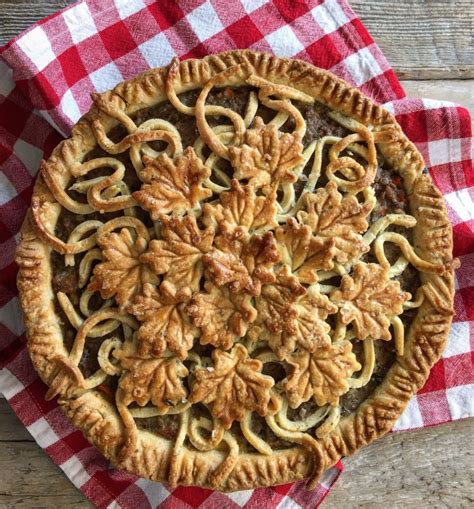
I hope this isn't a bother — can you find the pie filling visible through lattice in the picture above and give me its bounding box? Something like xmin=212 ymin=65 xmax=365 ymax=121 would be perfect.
xmin=17 ymin=52 xmax=458 ymax=491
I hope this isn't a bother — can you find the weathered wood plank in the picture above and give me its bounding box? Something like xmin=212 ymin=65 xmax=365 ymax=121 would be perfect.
xmin=0 ymin=400 xmax=91 ymax=508
xmin=0 ymin=1 xmax=72 ymax=44
xmin=352 ymin=0 xmax=474 ymax=80
xmin=323 ymin=418 xmax=474 ymax=508
xmin=0 ymin=398 xmax=33 ymax=441
xmin=0 ymin=443 xmax=93 ymax=508
xmin=0 ymin=0 xmax=473 ymax=80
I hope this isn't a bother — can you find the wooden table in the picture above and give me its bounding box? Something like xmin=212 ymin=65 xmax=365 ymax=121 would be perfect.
xmin=1 ymin=1 xmax=473 ymax=507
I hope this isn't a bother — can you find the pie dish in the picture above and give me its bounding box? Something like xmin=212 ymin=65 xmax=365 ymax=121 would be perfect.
xmin=16 ymin=50 xmax=458 ymax=491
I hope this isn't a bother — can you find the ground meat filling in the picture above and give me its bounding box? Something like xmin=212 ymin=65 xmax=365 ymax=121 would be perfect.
xmin=135 ymin=414 xmax=180 ymax=440
xmin=339 ymin=340 xmax=395 ymax=416
xmin=51 ymin=87 xmax=419 ymax=443
xmin=372 ymin=166 xmax=407 ymax=221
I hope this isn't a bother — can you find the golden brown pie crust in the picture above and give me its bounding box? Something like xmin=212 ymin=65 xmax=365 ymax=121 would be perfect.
xmin=16 ymin=50 xmax=457 ymax=491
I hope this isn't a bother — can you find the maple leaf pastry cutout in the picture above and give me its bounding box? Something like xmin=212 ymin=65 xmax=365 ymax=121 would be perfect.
xmin=114 ymin=341 xmax=188 ymax=414
xmin=297 ymin=181 xmax=374 ymax=265
xmin=203 ymin=222 xmax=280 ymax=297
xmin=254 ymin=264 xmax=306 ymax=336
xmin=88 ymin=228 xmax=155 ymax=309
xmin=128 ymin=282 xmax=198 ymax=360
xmin=265 ymin=284 xmax=338 ymax=360
xmin=140 ymin=214 xmax=215 ymax=293
xmin=330 ymin=262 xmax=410 ymax=341
xmin=228 ymin=117 xmax=304 ymax=188
xmin=189 ymin=344 xmax=274 ymax=429
xmin=133 ymin=147 xmax=212 ymax=220
xmin=187 ymin=282 xmax=257 ymax=350
xmin=283 ymin=341 xmax=361 ymax=408
xmin=275 ymin=217 xmax=337 ymax=283
xmin=202 ymin=179 xmax=277 ymax=233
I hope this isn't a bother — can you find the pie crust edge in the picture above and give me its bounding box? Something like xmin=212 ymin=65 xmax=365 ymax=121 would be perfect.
xmin=15 ymin=50 xmax=456 ymax=491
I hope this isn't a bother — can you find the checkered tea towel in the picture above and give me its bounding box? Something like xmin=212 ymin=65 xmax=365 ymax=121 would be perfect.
xmin=0 ymin=1 xmax=472 ymax=508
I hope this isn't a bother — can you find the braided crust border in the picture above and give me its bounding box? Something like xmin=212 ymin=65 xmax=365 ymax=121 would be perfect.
xmin=16 ymin=50 xmax=456 ymax=491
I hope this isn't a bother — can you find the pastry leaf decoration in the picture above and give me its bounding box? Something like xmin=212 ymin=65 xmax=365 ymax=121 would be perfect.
xmin=266 ymin=284 xmax=338 ymax=360
xmin=298 ymin=181 xmax=374 ymax=264
xmin=115 ymin=341 xmax=188 ymax=413
xmin=203 ymin=223 xmax=280 ymax=296
xmin=229 ymin=117 xmax=304 ymax=188
xmin=88 ymin=228 xmax=152 ymax=309
xmin=255 ymin=264 xmax=306 ymax=335
xmin=128 ymin=282 xmax=198 ymax=360
xmin=283 ymin=341 xmax=361 ymax=408
xmin=190 ymin=344 xmax=274 ymax=429
xmin=141 ymin=214 xmax=214 ymax=293
xmin=187 ymin=282 xmax=257 ymax=350
xmin=133 ymin=147 xmax=212 ymax=219
xmin=276 ymin=217 xmax=337 ymax=282
xmin=330 ymin=262 xmax=410 ymax=340
xmin=203 ymin=179 xmax=277 ymax=233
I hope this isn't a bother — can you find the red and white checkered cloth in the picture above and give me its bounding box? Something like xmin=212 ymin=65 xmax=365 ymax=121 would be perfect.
xmin=0 ymin=0 xmax=472 ymax=507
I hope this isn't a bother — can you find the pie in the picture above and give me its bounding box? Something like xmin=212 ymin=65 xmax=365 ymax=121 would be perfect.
xmin=16 ymin=51 xmax=458 ymax=491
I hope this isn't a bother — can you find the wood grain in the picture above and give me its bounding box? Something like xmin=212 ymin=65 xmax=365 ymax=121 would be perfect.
xmin=0 ymin=400 xmax=93 ymax=508
xmin=352 ymin=0 xmax=474 ymax=80
xmin=324 ymin=418 xmax=474 ymax=508
xmin=0 ymin=445 xmax=93 ymax=508
xmin=0 ymin=1 xmax=72 ymax=44
xmin=401 ymin=80 xmax=474 ymax=109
